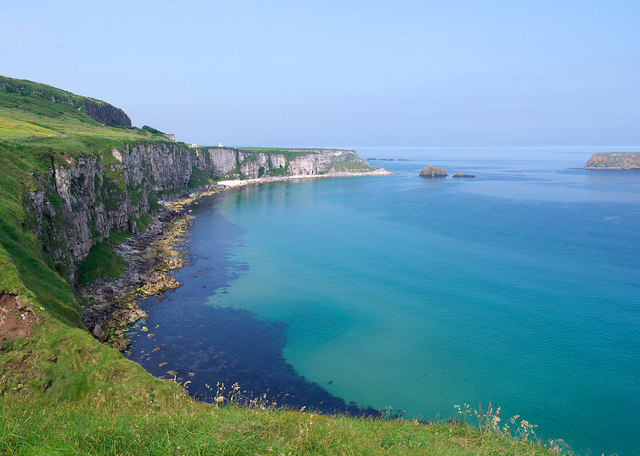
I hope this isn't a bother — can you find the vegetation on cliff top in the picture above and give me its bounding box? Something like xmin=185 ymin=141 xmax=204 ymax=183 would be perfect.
xmin=0 ymin=76 xmax=566 ymax=455
xmin=332 ymin=160 xmax=374 ymax=172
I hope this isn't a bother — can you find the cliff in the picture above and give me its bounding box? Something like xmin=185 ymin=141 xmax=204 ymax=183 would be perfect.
xmin=585 ymin=152 xmax=640 ymax=169
xmin=24 ymin=143 xmax=378 ymax=280
xmin=0 ymin=75 xmax=381 ymax=284
xmin=197 ymin=146 xmax=374 ymax=178
xmin=22 ymin=144 xmax=381 ymax=282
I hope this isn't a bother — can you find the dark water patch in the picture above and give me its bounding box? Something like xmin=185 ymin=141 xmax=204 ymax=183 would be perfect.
xmin=125 ymin=192 xmax=379 ymax=417
xmin=127 ymin=303 xmax=379 ymax=416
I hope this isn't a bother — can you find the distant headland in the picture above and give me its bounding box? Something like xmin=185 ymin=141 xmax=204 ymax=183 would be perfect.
xmin=585 ymin=152 xmax=640 ymax=169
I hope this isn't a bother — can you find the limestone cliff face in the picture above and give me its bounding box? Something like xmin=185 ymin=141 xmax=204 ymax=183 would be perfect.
xmin=28 ymin=156 xmax=108 ymax=272
xmin=27 ymin=142 xmax=197 ymax=278
xmin=585 ymin=152 xmax=640 ymax=169
xmin=289 ymin=149 xmax=366 ymax=175
xmin=24 ymin=145 xmax=375 ymax=279
xmin=195 ymin=147 xmax=368 ymax=178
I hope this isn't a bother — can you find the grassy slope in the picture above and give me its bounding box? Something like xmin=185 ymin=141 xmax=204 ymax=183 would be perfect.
xmin=332 ymin=161 xmax=374 ymax=171
xmin=0 ymin=76 xmax=170 ymax=325
xmin=0 ymin=76 xmax=563 ymax=455
xmin=2 ymin=397 xmax=561 ymax=456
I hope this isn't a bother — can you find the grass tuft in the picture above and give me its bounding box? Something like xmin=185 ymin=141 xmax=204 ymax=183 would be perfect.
xmin=76 ymin=241 xmax=127 ymax=286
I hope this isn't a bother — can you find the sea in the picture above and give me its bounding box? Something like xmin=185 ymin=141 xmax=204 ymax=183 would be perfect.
xmin=126 ymin=147 xmax=640 ymax=456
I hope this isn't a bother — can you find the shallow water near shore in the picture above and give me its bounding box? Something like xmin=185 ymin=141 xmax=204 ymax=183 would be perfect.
xmin=127 ymin=148 xmax=640 ymax=455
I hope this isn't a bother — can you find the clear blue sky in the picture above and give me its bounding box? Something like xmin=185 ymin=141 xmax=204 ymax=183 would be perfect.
xmin=2 ymin=0 xmax=639 ymax=148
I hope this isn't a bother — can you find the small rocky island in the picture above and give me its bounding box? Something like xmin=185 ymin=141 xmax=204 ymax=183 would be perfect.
xmin=419 ymin=166 xmax=447 ymax=177
xmin=452 ymin=172 xmax=475 ymax=178
xmin=585 ymin=152 xmax=640 ymax=169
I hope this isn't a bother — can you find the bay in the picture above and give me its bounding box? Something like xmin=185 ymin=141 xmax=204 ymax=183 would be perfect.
xmin=127 ymin=147 xmax=640 ymax=455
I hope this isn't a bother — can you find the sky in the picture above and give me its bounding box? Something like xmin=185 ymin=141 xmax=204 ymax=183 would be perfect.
xmin=2 ymin=0 xmax=640 ymax=149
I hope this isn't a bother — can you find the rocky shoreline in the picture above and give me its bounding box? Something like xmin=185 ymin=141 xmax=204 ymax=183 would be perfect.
xmin=81 ymin=170 xmax=390 ymax=351
xmin=217 ymin=168 xmax=393 ymax=188
xmin=81 ymin=185 xmax=222 ymax=351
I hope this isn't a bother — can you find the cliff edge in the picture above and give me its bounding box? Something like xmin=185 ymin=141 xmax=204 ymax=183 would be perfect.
xmin=1 ymin=75 xmax=131 ymax=127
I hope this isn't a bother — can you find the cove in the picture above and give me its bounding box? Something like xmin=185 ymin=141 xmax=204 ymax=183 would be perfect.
xmin=125 ymin=189 xmax=379 ymax=416
xmin=127 ymin=155 xmax=640 ymax=456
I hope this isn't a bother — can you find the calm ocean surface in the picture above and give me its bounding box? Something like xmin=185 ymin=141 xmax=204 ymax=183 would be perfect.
xmin=127 ymin=148 xmax=640 ymax=455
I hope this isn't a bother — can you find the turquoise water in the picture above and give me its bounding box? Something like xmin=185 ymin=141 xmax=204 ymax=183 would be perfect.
xmin=128 ymin=150 xmax=640 ymax=455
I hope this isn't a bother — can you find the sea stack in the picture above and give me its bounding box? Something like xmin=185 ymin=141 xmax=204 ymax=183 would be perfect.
xmin=452 ymin=172 xmax=475 ymax=178
xmin=419 ymin=166 xmax=447 ymax=177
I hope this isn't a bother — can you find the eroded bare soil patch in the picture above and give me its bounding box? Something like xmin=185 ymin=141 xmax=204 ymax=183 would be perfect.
xmin=0 ymin=293 xmax=38 ymax=342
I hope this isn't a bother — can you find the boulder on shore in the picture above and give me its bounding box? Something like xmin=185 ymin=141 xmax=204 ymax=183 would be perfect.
xmin=452 ymin=172 xmax=475 ymax=178
xmin=92 ymin=325 xmax=107 ymax=341
xmin=419 ymin=166 xmax=447 ymax=178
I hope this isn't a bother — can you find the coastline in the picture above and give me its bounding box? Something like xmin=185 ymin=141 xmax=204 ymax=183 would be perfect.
xmin=81 ymin=185 xmax=222 ymax=350
xmin=217 ymin=169 xmax=393 ymax=188
xmin=82 ymin=169 xmax=391 ymax=351
xmin=583 ymin=166 xmax=640 ymax=170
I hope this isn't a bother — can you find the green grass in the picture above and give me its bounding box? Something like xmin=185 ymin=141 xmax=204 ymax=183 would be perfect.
xmin=188 ymin=165 xmax=213 ymax=188
xmin=0 ymin=318 xmax=186 ymax=404
xmin=110 ymin=230 xmax=134 ymax=245
xmin=0 ymin=213 xmax=79 ymax=326
xmin=0 ymin=395 xmax=562 ymax=456
xmin=268 ymin=164 xmax=290 ymax=176
xmin=332 ymin=160 xmax=375 ymax=172
xmin=148 ymin=194 xmax=163 ymax=211
xmin=0 ymin=76 xmax=170 ymax=144
xmin=76 ymin=241 xmax=127 ymax=286
xmin=137 ymin=213 xmax=153 ymax=233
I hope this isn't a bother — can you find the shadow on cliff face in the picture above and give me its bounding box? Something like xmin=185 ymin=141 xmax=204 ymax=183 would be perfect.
xmin=125 ymin=193 xmax=380 ymax=417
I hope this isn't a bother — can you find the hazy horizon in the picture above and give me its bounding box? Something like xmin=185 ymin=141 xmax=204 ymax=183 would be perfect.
xmin=3 ymin=1 xmax=639 ymax=148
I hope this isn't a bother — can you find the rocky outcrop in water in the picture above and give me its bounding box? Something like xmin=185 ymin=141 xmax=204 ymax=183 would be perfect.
xmin=585 ymin=152 xmax=640 ymax=169
xmin=452 ymin=172 xmax=475 ymax=178
xmin=419 ymin=166 xmax=447 ymax=177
